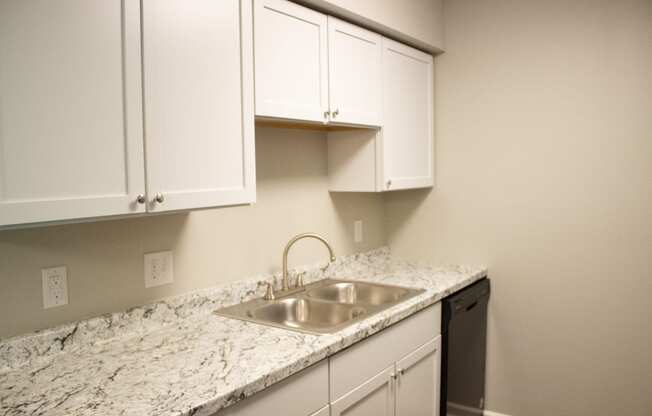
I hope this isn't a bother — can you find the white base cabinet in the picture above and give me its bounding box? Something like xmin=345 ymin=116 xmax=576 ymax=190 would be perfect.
xmin=310 ymin=406 xmax=331 ymax=416
xmin=330 ymin=304 xmax=442 ymax=416
xmin=217 ymin=361 xmax=328 ymax=416
xmin=331 ymin=365 xmax=396 ymax=416
xmin=396 ymin=337 xmax=442 ymax=416
xmin=215 ymin=303 xmax=442 ymax=416
xmin=331 ymin=339 xmax=442 ymax=416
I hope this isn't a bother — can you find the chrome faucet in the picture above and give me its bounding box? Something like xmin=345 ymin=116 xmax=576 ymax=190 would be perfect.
xmin=263 ymin=233 xmax=336 ymax=301
xmin=283 ymin=233 xmax=336 ymax=290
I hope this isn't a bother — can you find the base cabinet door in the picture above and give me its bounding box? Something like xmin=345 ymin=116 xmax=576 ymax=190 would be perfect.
xmin=310 ymin=405 xmax=330 ymax=416
xmin=217 ymin=361 xmax=328 ymax=416
xmin=0 ymin=0 xmax=146 ymax=227
xmin=395 ymin=337 xmax=441 ymax=416
xmin=331 ymin=366 xmax=395 ymax=416
xmin=142 ymin=0 xmax=256 ymax=212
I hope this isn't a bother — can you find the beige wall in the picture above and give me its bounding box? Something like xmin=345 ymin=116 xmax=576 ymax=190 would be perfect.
xmin=386 ymin=0 xmax=652 ymax=415
xmin=0 ymin=127 xmax=386 ymax=339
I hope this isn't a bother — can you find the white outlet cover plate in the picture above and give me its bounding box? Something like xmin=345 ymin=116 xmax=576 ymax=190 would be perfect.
xmin=42 ymin=266 xmax=69 ymax=309
xmin=144 ymin=251 xmax=174 ymax=288
xmin=354 ymin=220 xmax=363 ymax=243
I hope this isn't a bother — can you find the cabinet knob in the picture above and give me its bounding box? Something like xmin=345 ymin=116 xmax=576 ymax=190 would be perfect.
xmin=323 ymin=110 xmax=330 ymax=124
xmin=136 ymin=194 xmax=146 ymax=204
xmin=332 ymin=108 xmax=339 ymax=118
xmin=153 ymin=193 xmax=165 ymax=204
xmin=386 ymin=179 xmax=392 ymax=188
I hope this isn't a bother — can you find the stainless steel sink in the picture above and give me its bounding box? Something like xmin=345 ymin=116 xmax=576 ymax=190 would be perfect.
xmin=247 ymin=297 xmax=367 ymax=332
xmin=306 ymin=281 xmax=412 ymax=305
xmin=215 ymin=279 xmax=424 ymax=335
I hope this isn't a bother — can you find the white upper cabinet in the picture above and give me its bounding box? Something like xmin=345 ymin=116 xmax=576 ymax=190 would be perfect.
xmin=380 ymin=38 xmax=434 ymax=191
xmin=0 ymin=0 xmax=146 ymax=227
xmin=254 ymin=0 xmax=382 ymax=127
xmin=327 ymin=17 xmax=382 ymax=127
xmin=0 ymin=0 xmax=255 ymax=228
xmin=328 ymin=37 xmax=434 ymax=192
xmin=254 ymin=0 xmax=329 ymax=123
xmin=142 ymin=0 xmax=256 ymax=212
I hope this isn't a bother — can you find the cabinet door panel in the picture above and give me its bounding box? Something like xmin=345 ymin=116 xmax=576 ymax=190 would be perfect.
xmin=142 ymin=0 xmax=255 ymax=212
xmin=328 ymin=17 xmax=382 ymax=127
xmin=381 ymin=38 xmax=434 ymax=191
xmin=0 ymin=0 xmax=145 ymax=227
xmin=217 ymin=361 xmax=328 ymax=416
xmin=310 ymin=405 xmax=330 ymax=416
xmin=331 ymin=366 xmax=395 ymax=416
xmin=330 ymin=303 xmax=440 ymax=400
xmin=254 ymin=0 xmax=328 ymax=123
xmin=396 ymin=337 xmax=441 ymax=416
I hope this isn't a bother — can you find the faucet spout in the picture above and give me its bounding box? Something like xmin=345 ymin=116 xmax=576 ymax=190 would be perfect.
xmin=282 ymin=233 xmax=336 ymax=291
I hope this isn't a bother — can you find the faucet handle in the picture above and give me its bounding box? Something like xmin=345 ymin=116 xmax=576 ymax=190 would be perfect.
xmin=263 ymin=282 xmax=275 ymax=301
xmin=295 ymin=274 xmax=305 ymax=288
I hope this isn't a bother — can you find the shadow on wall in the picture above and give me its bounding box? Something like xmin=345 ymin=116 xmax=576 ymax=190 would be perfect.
xmin=384 ymin=188 xmax=433 ymax=254
xmin=255 ymin=126 xmax=327 ymax=183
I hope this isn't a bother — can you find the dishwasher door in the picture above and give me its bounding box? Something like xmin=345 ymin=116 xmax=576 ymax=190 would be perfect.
xmin=441 ymin=278 xmax=490 ymax=416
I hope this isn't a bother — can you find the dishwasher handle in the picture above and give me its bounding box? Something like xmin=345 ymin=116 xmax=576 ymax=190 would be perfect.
xmin=443 ymin=278 xmax=490 ymax=323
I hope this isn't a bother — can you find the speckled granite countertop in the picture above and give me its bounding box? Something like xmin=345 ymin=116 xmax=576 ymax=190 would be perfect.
xmin=0 ymin=248 xmax=487 ymax=416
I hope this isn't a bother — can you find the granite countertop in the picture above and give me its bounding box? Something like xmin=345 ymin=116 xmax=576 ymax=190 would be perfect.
xmin=0 ymin=248 xmax=487 ymax=416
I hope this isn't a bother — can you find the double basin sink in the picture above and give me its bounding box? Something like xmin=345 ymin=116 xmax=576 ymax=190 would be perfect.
xmin=215 ymin=279 xmax=424 ymax=334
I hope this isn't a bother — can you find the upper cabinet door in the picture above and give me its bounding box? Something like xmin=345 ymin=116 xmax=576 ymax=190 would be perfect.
xmin=327 ymin=17 xmax=382 ymax=127
xmin=381 ymin=38 xmax=434 ymax=191
xmin=142 ymin=0 xmax=256 ymax=212
xmin=254 ymin=0 xmax=329 ymax=123
xmin=0 ymin=0 xmax=146 ymax=227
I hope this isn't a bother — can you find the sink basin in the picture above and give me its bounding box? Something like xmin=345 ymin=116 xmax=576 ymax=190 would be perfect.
xmin=306 ymin=281 xmax=411 ymax=305
xmin=215 ymin=279 xmax=424 ymax=335
xmin=247 ymin=297 xmax=366 ymax=332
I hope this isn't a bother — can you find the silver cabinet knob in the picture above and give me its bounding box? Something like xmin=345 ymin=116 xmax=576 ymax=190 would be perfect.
xmin=386 ymin=179 xmax=392 ymax=188
xmin=136 ymin=194 xmax=146 ymax=204
xmin=323 ymin=110 xmax=331 ymax=124
xmin=153 ymin=193 xmax=165 ymax=204
xmin=332 ymin=108 xmax=339 ymax=118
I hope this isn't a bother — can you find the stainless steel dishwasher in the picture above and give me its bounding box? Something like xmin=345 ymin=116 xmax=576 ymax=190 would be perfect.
xmin=441 ymin=278 xmax=491 ymax=416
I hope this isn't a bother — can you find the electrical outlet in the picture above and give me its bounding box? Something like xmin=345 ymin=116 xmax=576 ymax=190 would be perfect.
xmin=42 ymin=266 xmax=68 ymax=309
xmin=144 ymin=251 xmax=174 ymax=288
xmin=354 ymin=220 xmax=363 ymax=243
